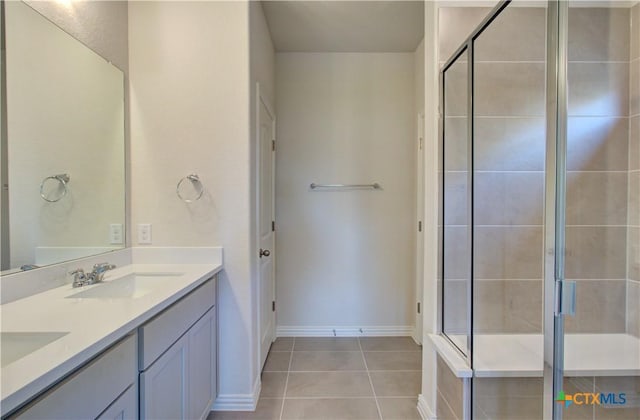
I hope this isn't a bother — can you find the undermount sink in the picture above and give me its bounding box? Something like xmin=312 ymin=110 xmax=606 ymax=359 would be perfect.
xmin=66 ymin=273 xmax=183 ymax=299
xmin=1 ymin=332 xmax=70 ymax=367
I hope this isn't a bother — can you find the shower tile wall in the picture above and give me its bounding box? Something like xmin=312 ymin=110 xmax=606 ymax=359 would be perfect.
xmin=436 ymin=355 xmax=465 ymax=420
xmin=629 ymin=3 xmax=640 ymax=339
xmin=473 ymin=378 xmax=543 ymax=420
xmin=564 ymin=7 xmax=631 ymax=334
xmin=564 ymin=376 xmax=640 ymax=420
xmin=441 ymin=6 xmax=547 ymax=335
xmin=471 ymin=8 xmax=548 ymax=418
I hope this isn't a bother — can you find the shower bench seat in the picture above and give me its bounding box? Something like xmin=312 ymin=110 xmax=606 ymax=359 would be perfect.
xmin=429 ymin=333 xmax=640 ymax=378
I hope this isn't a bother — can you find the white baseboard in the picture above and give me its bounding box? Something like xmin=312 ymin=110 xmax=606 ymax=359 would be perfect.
xmin=276 ymin=325 xmax=415 ymax=337
xmin=212 ymin=376 xmax=261 ymax=411
xmin=412 ymin=327 xmax=423 ymax=345
xmin=417 ymin=394 xmax=436 ymax=420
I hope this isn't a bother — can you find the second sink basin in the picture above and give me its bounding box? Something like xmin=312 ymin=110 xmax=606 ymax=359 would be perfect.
xmin=66 ymin=273 xmax=183 ymax=299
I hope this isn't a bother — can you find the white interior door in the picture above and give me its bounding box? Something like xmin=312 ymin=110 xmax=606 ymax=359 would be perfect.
xmin=257 ymin=86 xmax=276 ymax=370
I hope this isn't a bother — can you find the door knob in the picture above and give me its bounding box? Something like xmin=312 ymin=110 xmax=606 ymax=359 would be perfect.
xmin=259 ymin=248 xmax=271 ymax=258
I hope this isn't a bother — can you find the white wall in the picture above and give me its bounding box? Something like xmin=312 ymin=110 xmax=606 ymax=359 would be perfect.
xmin=128 ymin=0 xmax=256 ymax=406
xmin=24 ymin=0 xmax=128 ymax=72
xmin=420 ymin=2 xmax=440 ymax=418
xmin=415 ymin=39 xmax=425 ymax=115
xmin=1 ymin=39 xmax=7 ymax=271
xmin=5 ymin=1 xmax=125 ymax=269
xmin=249 ymin=0 xmax=276 ymax=398
xmin=275 ymin=52 xmax=417 ymax=333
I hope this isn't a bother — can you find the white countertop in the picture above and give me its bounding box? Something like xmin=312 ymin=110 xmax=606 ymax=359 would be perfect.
xmin=432 ymin=333 xmax=640 ymax=378
xmin=428 ymin=334 xmax=473 ymax=378
xmin=0 ymin=262 xmax=222 ymax=415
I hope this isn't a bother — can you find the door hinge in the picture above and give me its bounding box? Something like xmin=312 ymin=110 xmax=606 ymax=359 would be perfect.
xmin=418 ymin=221 xmax=422 ymax=232
xmin=417 ymin=302 xmax=421 ymax=314
xmin=555 ymin=280 xmax=576 ymax=316
xmin=419 ymin=136 xmax=423 ymax=150
xmin=272 ymin=221 xmax=275 ymax=232
xmin=272 ymin=140 xmax=275 ymax=151
xmin=272 ymin=301 xmax=276 ymax=311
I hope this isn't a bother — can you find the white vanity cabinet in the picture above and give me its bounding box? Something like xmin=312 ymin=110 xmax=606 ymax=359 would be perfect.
xmin=140 ymin=333 xmax=189 ymax=419
xmin=187 ymin=308 xmax=216 ymax=419
xmin=139 ymin=277 xmax=216 ymax=420
xmin=3 ymin=273 xmax=218 ymax=420
xmin=10 ymin=334 xmax=137 ymax=420
xmin=96 ymin=385 xmax=138 ymax=420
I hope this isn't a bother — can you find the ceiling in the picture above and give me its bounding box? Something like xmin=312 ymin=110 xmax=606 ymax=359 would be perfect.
xmin=262 ymin=1 xmax=425 ymax=53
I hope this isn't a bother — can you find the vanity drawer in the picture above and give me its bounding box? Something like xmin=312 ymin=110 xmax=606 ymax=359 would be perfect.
xmin=12 ymin=334 xmax=136 ymax=420
xmin=138 ymin=277 xmax=215 ymax=370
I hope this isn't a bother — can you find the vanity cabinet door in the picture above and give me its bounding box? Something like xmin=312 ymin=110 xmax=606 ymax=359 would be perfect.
xmin=138 ymin=277 xmax=217 ymax=420
xmin=140 ymin=333 xmax=188 ymax=420
xmin=96 ymin=385 xmax=137 ymax=420
xmin=188 ymin=308 xmax=216 ymax=420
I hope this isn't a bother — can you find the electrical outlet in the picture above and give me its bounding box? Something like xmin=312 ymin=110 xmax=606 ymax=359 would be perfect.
xmin=109 ymin=223 xmax=123 ymax=244
xmin=138 ymin=223 xmax=152 ymax=244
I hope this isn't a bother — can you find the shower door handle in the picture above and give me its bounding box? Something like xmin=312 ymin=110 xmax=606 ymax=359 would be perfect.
xmin=555 ymin=280 xmax=576 ymax=316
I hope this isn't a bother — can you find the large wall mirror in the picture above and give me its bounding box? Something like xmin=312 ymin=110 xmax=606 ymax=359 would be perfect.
xmin=0 ymin=1 xmax=125 ymax=274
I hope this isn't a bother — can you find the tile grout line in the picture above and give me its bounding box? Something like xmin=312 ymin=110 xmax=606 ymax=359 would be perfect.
xmin=279 ymin=338 xmax=295 ymax=420
xmin=358 ymin=337 xmax=384 ymax=420
xmin=436 ymin=389 xmax=460 ymax=420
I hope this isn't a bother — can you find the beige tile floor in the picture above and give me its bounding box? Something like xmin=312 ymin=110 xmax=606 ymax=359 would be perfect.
xmin=209 ymin=337 xmax=422 ymax=420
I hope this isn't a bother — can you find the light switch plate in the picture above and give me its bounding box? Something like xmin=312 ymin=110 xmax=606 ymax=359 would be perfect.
xmin=109 ymin=223 xmax=123 ymax=244
xmin=137 ymin=223 xmax=152 ymax=244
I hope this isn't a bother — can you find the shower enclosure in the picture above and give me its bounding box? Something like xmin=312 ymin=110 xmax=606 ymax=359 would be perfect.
xmin=439 ymin=1 xmax=640 ymax=418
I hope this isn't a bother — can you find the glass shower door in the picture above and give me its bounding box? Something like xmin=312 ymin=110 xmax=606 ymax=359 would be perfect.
xmin=555 ymin=1 xmax=640 ymax=419
xmin=471 ymin=2 xmax=548 ymax=419
xmin=441 ymin=47 xmax=471 ymax=359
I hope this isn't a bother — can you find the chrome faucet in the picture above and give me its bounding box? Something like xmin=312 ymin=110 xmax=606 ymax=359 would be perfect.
xmin=70 ymin=268 xmax=88 ymax=288
xmin=70 ymin=263 xmax=116 ymax=288
xmin=90 ymin=262 xmax=117 ymax=281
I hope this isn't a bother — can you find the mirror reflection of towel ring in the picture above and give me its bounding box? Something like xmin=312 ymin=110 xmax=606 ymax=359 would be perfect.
xmin=40 ymin=174 xmax=70 ymax=202
xmin=176 ymin=174 xmax=204 ymax=203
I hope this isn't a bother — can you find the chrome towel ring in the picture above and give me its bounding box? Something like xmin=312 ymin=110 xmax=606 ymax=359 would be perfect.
xmin=40 ymin=173 xmax=70 ymax=202
xmin=176 ymin=173 xmax=204 ymax=203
